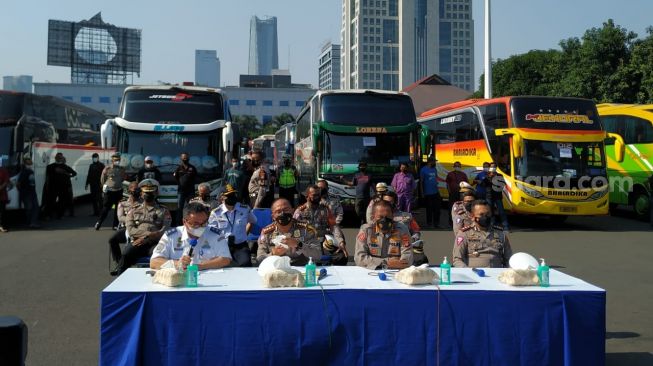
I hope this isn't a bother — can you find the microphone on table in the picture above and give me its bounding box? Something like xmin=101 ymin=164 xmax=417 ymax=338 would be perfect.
xmin=318 ymin=268 xmax=327 ymax=281
xmin=472 ymin=268 xmax=485 ymax=277
xmin=378 ymin=272 xmax=387 ymax=281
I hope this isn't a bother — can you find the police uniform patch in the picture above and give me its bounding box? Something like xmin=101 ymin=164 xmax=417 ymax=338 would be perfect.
xmin=370 ymin=247 xmax=379 ymax=256
xmin=401 ymin=234 xmax=410 ymax=247
xmin=293 ymin=230 xmax=300 ymax=238
xmin=456 ymin=236 xmax=465 ymax=246
xmin=166 ymin=227 xmax=178 ymax=236
xmin=210 ymin=227 xmax=221 ymax=235
xmin=357 ymin=231 xmax=367 ymax=242
xmin=389 ymin=246 xmax=400 ymax=255
xmin=456 ymin=218 xmax=462 ymax=223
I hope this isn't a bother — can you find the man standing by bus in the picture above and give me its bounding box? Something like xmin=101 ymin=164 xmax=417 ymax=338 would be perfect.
xmin=0 ymin=159 xmax=9 ymax=233
xmin=174 ymin=152 xmax=197 ymax=224
xmin=391 ymin=162 xmax=416 ymax=213
xmin=17 ymin=157 xmax=39 ymax=228
xmin=137 ymin=156 xmax=162 ymax=183
xmin=445 ymin=161 xmax=468 ymax=227
xmin=86 ymin=153 xmax=105 ymax=217
xmin=45 ymin=153 xmax=77 ymax=220
xmin=223 ymin=157 xmax=245 ymax=198
xmin=277 ymin=154 xmax=298 ymax=206
xmin=420 ymin=157 xmax=442 ymax=228
xmin=343 ymin=161 xmax=372 ymax=225
xmin=96 ymin=154 xmax=125 ymax=230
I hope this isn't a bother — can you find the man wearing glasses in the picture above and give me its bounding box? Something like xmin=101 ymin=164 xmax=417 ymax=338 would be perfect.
xmin=151 ymin=202 xmax=232 ymax=270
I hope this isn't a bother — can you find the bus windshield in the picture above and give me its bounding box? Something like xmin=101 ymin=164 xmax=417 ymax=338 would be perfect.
xmin=120 ymin=130 xmax=222 ymax=183
xmin=515 ymin=140 xmax=606 ymax=188
xmin=0 ymin=94 xmax=24 ymax=124
xmin=322 ymin=132 xmax=410 ymax=174
xmin=321 ymin=93 xmax=416 ymax=126
xmin=121 ymin=90 xmax=224 ymax=124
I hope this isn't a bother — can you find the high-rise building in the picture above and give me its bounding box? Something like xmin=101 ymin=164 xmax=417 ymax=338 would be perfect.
xmin=195 ymin=50 xmax=221 ymax=87
xmin=2 ymin=75 xmax=33 ymax=93
xmin=340 ymin=0 xmax=474 ymax=91
xmin=319 ymin=43 xmax=341 ymax=90
xmin=248 ymin=16 xmax=279 ymax=76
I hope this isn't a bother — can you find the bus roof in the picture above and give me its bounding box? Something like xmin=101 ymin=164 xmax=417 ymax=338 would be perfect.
xmin=254 ymin=134 xmax=275 ymax=140
xmin=124 ymin=85 xmax=226 ymax=95
xmin=419 ymin=96 xmax=596 ymax=120
xmin=597 ymin=103 xmax=653 ymax=117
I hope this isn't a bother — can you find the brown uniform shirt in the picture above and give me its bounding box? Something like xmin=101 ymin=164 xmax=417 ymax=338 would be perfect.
xmin=451 ymin=201 xmax=473 ymax=235
xmin=354 ymin=222 xmax=414 ymax=270
xmin=293 ymin=202 xmax=345 ymax=246
xmin=117 ymin=198 xmax=141 ymax=226
xmin=126 ymin=202 xmax=172 ymax=240
xmin=256 ymin=220 xmax=322 ymax=265
xmin=101 ymin=165 xmax=125 ymax=191
xmin=452 ymin=225 xmax=512 ymax=268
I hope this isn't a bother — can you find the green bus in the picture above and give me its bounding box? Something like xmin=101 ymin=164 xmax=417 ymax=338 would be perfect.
xmin=598 ymin=103 xmax=653 ymax=219
xmin=293 ymin=90 xmax=420 ymax=210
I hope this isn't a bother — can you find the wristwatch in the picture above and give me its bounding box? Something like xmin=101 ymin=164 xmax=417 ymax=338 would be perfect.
xmin=296 ymin=241 xmax=303 ymax=249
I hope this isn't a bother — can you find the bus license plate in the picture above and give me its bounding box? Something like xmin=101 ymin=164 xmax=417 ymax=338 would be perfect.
xmin=559 ymin=206 xmax=578 ymax=213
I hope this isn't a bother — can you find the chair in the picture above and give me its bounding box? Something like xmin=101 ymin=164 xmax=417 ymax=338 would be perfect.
xmin=247 ymin=208 xmax=273 ymax=242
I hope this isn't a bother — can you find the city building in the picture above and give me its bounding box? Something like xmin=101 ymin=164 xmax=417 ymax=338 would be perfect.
xmin=340 ymin=0 xmax=474 ymax=91
xmin=195 ymin=50 xmax=221 ymax=88
xmin=2 ymin=75 xmax=33 ymax=93
xmin=225 ymin=73 xmax=314 ymax=124
xmin=318 ymin=43 xmax=341 ymax=90
xmin=33 ymin=83 xmax=128 ymax=115
xmin=248 ymin=16 xmax=279 ymax=75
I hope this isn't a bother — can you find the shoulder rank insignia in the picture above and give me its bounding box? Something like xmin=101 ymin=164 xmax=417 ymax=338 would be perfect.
xmin=166 ymin=227 xmax=178 ymax=236
xmin=492 ymin=225 xmax=504 ymax=231
xmin=460 ymin=225 xmax=472 ymax=232
xmin=261 ymin=223 xmax=276 ymax=235
xmin=209 ymin=227 xmax=221 ymax=235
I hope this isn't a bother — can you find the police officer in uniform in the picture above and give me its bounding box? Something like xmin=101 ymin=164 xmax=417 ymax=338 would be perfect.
xmin=365 ymin=182 xmax=390 ymax=224
xmin=248 ymin=158 xmax=273 ymax=209
xmin=277 ymin=154 xmax=298 ymax=206
xmin=294 ymin=185 xmax=348 ymax=265
xmin=355 ymin=200 xmax=413 ymax=270
xmin=209 ymin=184 xmax=257 ymax=267
xmin=257 ymin=198 xmax=322 ymax=266
xmin=111 ymin=179 xmax=172 ymax=275
xmin=96 ymin=153 xmax=126 ymax=230
xmin=151 ymin=202 xmax=232 ymax=270
xmin=108 ymin=181 xmax=142 ymax=268
xmin=189 ymin=182 xmax=220 ymax=211
xmin=382 ymin=191 xmax=421 ymax=238
xmin=453 ymin=200 xmax=513 ymax=268
xmin=317 ymin=179 xmax=343 ymax=225
xmin=451 ymin=189 xmax=477 ymax=235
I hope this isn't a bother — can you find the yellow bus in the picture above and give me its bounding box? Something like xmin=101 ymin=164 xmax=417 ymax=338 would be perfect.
xmin=597 ymin=103 xmax=653 ymax=219
xmin=418 ymin=96 xmax=625 ymax=218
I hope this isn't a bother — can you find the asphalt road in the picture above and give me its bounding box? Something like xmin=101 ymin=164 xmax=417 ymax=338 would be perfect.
xmin=0 ymin=201 xmax=651 ymax=365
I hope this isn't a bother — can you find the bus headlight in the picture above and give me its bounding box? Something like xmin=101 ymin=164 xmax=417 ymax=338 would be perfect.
xmin=516 ymin=182 xmax=544 ymax=199
xmin=589 ymin=188 xmax=608 ymax=200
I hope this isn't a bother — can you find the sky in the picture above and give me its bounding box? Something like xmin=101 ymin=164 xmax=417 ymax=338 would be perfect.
xmin=1 ymin=0 xmax=653 ymax=90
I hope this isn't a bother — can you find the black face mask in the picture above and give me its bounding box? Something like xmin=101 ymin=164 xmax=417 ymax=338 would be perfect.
xmin=477 ymin=214 xmax=492 ymax=228
xmin=377 ymin=217 xmax=393 ymax=232
xmin=224 ymin=195 xmax=238 ymax=206
xmin=143 ymin=193 xmax=156 ymax=203
xmin=276 ymin=212 xmax=293 ymax=226
xmin=130 ymin=190 xmax=140 ymax=199
xmin=284 ymin=161 xmax=291 ymax=167
xmin=310 ymin=197 xmax=321 ymax=205
xmin=182 ymin=159 xmax=189 ymax=164
xmin=200 ymin=194 xmax=210 ymax=201
xmin=359 ymin=167 xmax=366 ymax=172
xmin=319 ymin=188 xmax=328 ymax=197
xmin=464 ymin=202 xmax=473 ymax=212
xmin=252 ymin=161 xmax=261 ymax=168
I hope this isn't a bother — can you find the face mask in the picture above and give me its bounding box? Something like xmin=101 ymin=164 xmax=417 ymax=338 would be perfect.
xmin=187 ymin=226 xmax=206 ymax=238
xmin=143 ymin=193 xmax=156 ymax=202
xmin=182 ymin=159 xmax=189 ymax=164
xmin=112 ymin=161 xmax=120 ymax=167
xmin=252 ymin=161 xmax=261 ymax=168
xmin=454 ymin=167 xmax=461 ymax=172
xmin=483 ymin=167 xmax=489 ymax=172
xmin=92 ymin=157 xmax=99 ymax=163
xmin=130 ymin=190 xmax=140 ymax=198
xmin=224 ymin=195 xmax=238 ymax=206
xmin=200 ymin=194 xmax=210 ymax=201
xmin=464 ymin=202 xmax=473 ymax=212
xmin=145 ymin=163 xmax=153 ymax=168
xmin=319 ymin=188 xmax=328 ymax=197
xmin=276 ymin=212 xmax=293 ymax=226
xmin=359 ymin=167 xmax=366 ymax=172
xmin=232 ymin=162 xmax=238 ymax=168
xmin=56 ymin=160 xmax=63 ymax=164
xmin=310 ymin=197 xmax=321 ymax=205
xmin=476 ymin=214 xmax=492 ymax=228
xmin=284 ymin=161 xmax=291 ymax=167
xmin=377 ymin=217 xmax=393 ymax=232
xmin=25 ymin=164 xmax=33 ymax=170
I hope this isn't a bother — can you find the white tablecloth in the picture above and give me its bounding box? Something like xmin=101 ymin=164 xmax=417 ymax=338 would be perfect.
xmin=103 ymin=266 xmax=604 ymax=293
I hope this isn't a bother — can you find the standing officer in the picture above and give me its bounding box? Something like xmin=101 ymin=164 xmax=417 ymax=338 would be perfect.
xmin=452 ymin=188 xmax=477 ymax=235
xmin=317 ymin=179 xmax=343 ymax=225
xmin=209 ymin=184 xmax=257 ymax=267
xmin=174 ymin=152 xmax=198 ymax=224
xmin=137 ymin=156 xmax=162 ymax=183
xmin=150 ymin=202 xmax=232 ymax=270
xmin=354 ymin=200 xmax=413 ymax=270
xmin=86 ymin=152 xmax=105 ymax=216
xmin=382 ymin=191 xmax=421 ymax=239
xmin=44 ymin=153 xmax=77 ymax=219
xmin=110 ymin=179 xmax=172 ymax=275
xmin=365 ymin=182 xmax=390 ymax=224
xmin=248 ymin=155 xmax=272 ymax=208
xmin=108 ymin=181 xmax=141 ymax=270
xmin=294 ymin=185 xmax=348 ymax=265
xmin=96 ymin=153 xmax=125 ymax=230
xmin=189 ymin=183 xmax=220 ymax=211
xmin=257 ymin=198 xmax=322 ymax=266
xmin=277 ymin=154 xmax=298 ymax=206
xmin=453 ymin=200 xmax=513 ymax=268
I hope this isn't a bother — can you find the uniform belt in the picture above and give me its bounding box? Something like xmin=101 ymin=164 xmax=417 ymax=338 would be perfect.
xmin=279 ymin=184 xmax=295 ymax=189
xmin=229 ymin=241 xmax=248 ymax=249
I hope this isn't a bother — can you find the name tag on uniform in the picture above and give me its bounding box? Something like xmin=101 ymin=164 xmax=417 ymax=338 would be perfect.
xmin=370 ymin=247 xmax=379 ymax=256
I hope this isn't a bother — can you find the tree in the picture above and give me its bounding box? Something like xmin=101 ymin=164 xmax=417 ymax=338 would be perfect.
xmin=233 ymin=115 xmax=260 ymax=139
xmin=630 ymin=27 xmax=653 ymax=103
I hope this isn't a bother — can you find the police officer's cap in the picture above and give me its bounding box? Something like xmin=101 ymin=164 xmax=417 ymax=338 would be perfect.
xmin=459 ymin=181 xmax=475 ymax=193
xmin=111 ymin=153 xmax=121 ymax=160
xmin=138 ymin=178 xmax=160 ymax=192
xmin=375 ymin=182 xmax=389 ymax=193
xmin=221 ymin=184 xmax=238 ymax=196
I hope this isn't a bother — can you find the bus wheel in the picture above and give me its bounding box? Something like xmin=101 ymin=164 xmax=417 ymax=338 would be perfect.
xmin=549 ymin=215 xmax=568 ymax=225
xmin=632 ymin=191 xmax=650 ymax=221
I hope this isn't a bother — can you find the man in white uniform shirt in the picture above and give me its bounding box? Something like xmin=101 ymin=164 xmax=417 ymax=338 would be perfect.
xmin=150 ymin=202 xmax=232 ymax=270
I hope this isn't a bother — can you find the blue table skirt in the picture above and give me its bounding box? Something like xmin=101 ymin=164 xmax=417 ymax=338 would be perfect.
xmin=100 ymin=289 xmax=605 ymax=366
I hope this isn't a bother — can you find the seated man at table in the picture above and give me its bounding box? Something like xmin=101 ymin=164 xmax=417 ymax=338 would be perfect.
xmin=452 ymin=200 xmax=512 ymax=268
xmin=150 ymin=202 xmax=232 ymax=270
xmin=355 ymin=200 xmax=413 ymax=270
xmin=256 ymin=198 xmax=322 ymax=266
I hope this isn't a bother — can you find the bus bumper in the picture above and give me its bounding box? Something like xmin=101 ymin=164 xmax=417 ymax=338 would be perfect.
xmin=506 ymin=192 xmax=610 ymax=216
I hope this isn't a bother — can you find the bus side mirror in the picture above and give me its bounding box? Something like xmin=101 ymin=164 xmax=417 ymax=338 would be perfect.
xmin=495 ymin=128 xmax=523 ymax=158
xmin=608 ymin=133 xmax=625 ymax=162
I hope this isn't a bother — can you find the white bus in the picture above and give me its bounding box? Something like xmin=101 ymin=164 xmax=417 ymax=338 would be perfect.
xmin=0 ymin=91 xmax=108 ymax=210
xmin=101 ymin=85 xmax=237 ymax=209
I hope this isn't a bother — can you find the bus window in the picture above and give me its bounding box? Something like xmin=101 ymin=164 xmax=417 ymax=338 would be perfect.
xmin=295 ymin=109 xmax=311 ymax=141
xmin=623 ymin=116 xmax=653 ymax=144
xmin=454 ymin=111 xmax=481 ymax=142
xmin=480 ymin=103 xmax=510 ymax=170
xmin=601 ymin=115 xmax=621 ymax=145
